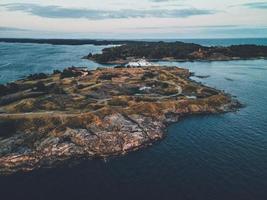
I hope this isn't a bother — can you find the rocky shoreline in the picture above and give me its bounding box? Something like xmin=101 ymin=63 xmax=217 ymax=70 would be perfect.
xmin=0 ymin=66 xmax=241 ymax=174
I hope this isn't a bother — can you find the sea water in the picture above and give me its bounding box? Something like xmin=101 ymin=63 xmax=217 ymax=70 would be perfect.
xmin=0 ymin=40 xmax=266 ymax=200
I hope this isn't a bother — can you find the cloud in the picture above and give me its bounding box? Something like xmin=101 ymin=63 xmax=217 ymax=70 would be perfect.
xmin=148 ymin=0 xmax=174 ymax=2
xmin=0 ymin=27 xmax=29 ymax=31
xmin=0 ymin=3 xmax=216 ymax=19
xmin=128 ymin=25 xmax=240 ymax=30
xmin=242 ymin=2 xmax=267 ymax=9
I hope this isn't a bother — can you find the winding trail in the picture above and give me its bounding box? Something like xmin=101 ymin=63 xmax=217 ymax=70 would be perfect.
xmin=0 ymin=111 xmax=82 ymax=120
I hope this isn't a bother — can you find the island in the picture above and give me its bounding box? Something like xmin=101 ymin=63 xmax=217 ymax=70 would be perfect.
xmin=0 ymin=65 xmax=241 ymax=174
xmin=0 ymin=38 xmax=137 ymax=46
xmin=84 ymin=42 xmax=267 ymax=64
xmin=1 ymin=38 xmax=266 ymax=63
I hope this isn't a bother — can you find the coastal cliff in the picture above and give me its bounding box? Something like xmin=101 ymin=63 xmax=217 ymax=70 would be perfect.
xmin=0 ymin=66 xmax=240 ymax=174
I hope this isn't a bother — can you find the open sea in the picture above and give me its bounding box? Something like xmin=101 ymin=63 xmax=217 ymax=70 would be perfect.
xmin=0 ymin=38 xmax=267 ymax=200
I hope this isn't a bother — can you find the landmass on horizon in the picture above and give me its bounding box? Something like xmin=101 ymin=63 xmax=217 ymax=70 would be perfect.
xmin=85 ymin=41 xmax=267 ymax=64
xmin=1 ymin=38 xmax=266 ymax=63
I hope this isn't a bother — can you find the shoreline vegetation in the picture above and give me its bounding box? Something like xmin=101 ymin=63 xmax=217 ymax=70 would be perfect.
xmin=0 ymin=65 xmax=241 ymax=174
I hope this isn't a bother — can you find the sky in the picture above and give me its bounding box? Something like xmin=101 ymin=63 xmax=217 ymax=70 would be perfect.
xmin=0 ymin=0 xmax=267 ymax=39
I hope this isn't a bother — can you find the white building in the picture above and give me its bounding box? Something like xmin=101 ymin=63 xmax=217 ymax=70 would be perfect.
xmin=126 ymin=59 xmax=155 ymax=67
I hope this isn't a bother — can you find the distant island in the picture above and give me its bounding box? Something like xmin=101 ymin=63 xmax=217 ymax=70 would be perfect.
xmin=0 ymin=38 xmax=143 ymax=46
xmin=0 ymin=65 xmax=241 ymax=174
xmin=84 ymin=42 xmax=267 ymax=64
xmin=1 ymin=38 xmax=267 ymax=63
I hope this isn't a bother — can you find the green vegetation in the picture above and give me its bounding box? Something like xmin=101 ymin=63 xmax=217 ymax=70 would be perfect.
xmin=0 ymin=66 xmax=241 ymax=174
xmin=86 ymin=42 xmax=267 ymax=64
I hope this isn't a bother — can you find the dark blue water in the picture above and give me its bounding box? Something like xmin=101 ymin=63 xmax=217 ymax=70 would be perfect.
xmin=0 ymin=43 xmax=113 ymax=84
xmin=0 ymin=41 xmax=267 ymax=200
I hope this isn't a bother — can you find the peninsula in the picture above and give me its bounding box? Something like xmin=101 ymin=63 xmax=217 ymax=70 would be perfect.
xmin=0 ymin=65 xmax=241 ymax=174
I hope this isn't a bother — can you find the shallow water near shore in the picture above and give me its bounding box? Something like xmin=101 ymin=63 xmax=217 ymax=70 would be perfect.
xmin=0 ymin=42 xmax=267 ymax=200
xmin=0 ymin=42 xmax=113 ymax=84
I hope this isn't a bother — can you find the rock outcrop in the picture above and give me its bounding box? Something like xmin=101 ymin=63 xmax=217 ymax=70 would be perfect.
xmin=0 ymin=66 xmax=241 ymax=174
